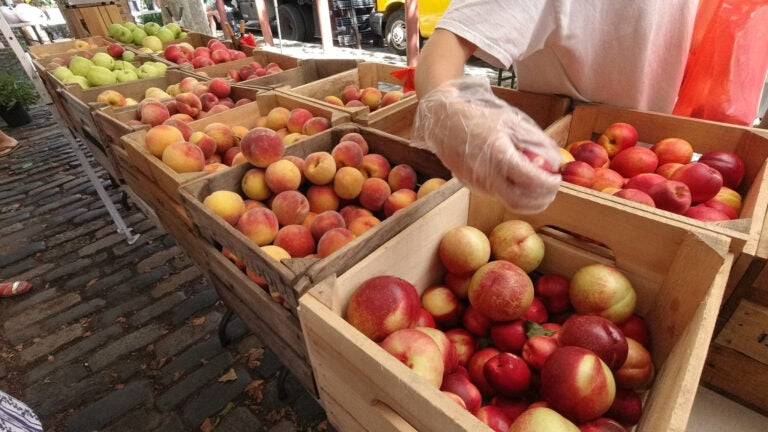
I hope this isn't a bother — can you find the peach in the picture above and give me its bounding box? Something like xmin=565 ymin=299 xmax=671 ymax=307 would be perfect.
xmin=241 ymin=167 xmax=272 ymax=201
xmin=570 ymin=263 xmax=637 ymax=324
xmin=332 ymin=141 xmax=364 ymax=168
xmin=192 ymin=82 xmax=211 ymax=97
xmin=705 ymin=186 xmax=742 ymax=216
xmin=270 ymin=190 xmax=310 ymax=226
xmin=571 ymin=141 xmax=610 ymax=168
xmin=469 ymin=260 xmax=534 ymax=322
xmin=420 ymin=285 xmax=463 ymax=329
xmin=162 ymin=141 xmax=206 ymax=173
xmin=669 ymin=161 xmax=723 ymax=203
xmin=339 ymin=132 xmax=369 ymax=155
xmin=656 ymin=162 xmax=684 ymax=179
xmin=175 ymin=92 xmax=202 ymax=118
xmin=235 ymin=98 xmax=252 ymax=107
xmin=380 ymin=90 xmax=403 ymax=107
xmin=592 ymin=167 xmax=625 ymax=192
xmin=97 ymin=89 xmax=126 ymax=107
xmin=417 ymin=178 xmax=447 ymax=199
xmin=613 ymin=188 xmax=656 ymax=207
xmin=323 ymin=95 xmax=344 ymax=106
xmin=206 ymin=154 xmax=222 ymax=164
xmin=203 ymin=190 xmax=246 ymax=226
xmin=189 ymin=131 xmax=217 ymax=158
xmin=236 ymin=207 xmax=279 ymax=246
xmin=360 ymin=87 xmax=383 ymax=110
xmin=609 ymin=146 xmax=659 ymax=178
xmin=347 ymin=214 xmax=381 ymax=236
xmin=145 ymin=124 xmax=185 ymax=158
xmin=558 ymin=147 xmax=576 ymax=168
xmin=309 ymin=210 xmax=346 ymax=242
xmin=240 ymin=127 xmax=285 ymax=168
xmin=231 ymin=125 xmax=250 ymax=145
xmin=265 ymin=106 xmax=290 ymax=131
xmin=316 ymin=227 xmax=356 ymax=258
xmin=346 ymin=100 xmax=365 ymax=108
xmin=383 ymin=188 xmax=417 ymax=217
xmin=139 ymin=100 xmax=171 ymax=127
xmin=275 ymin=128 xmax=289 ymax=139
xmin=340 ymin=205 xmax=374 ymax=226
xmin=358 ymin=177 xmax=392 ymax=212
xmin=648 ymin=179 xmax=692 ymax=214
xmin=444 ymin=272 xmax=473 ymax=300
xmin=388 ymin=164 xmax=418 ymax=191
xmin=508 ymin=407 xmax=579 ymax=432
xmin=221 ymin=246 xmax=245 ymax=270
xmin=302 ymin=116 xmax=331 ymax=135
xmin=360 ymin=153 xmax=391 ymax=179
xmin=442 ymin=372 xmax=483 ymax=412
xmin=685 ymin=204 xmax=732 ymax=221
xmin=170 ymin=113 xmax=194 ymax=123
xmin=203 ymin=162 xmax=230 ymax=174
xmin=560 ymin=160 xmax=596 ymax=188
xmin=467 ymin=347 xmax=502 ymax=397
xmin=613 ymin=338 xmax=655 ymax=390
xmin=178 ymin=76 xmax=199 ymax=93
xmin=247 ymin=244 xmax=291 ymax=287
xmin=340 ymin=84 xmax=362 ymax=103
xmin=244 ymin=199 xmax=267 ymax=211
xmin=162 ymin=118 xmax=193 ymax=141
xmin=651 ymin=137 xmax=693 ymax=165
xmin=445 ymin=328 xmax=477 ymax=367
xmin=488 ymin=219 xmax=545 ymax=273
xmin=303 ymin=151 xmax=337 ymax=185
xmin=229 ymin=150 xmax=247 ymax=166
xmin=287 ymin=107 xmax=314 ymax=134
xmin=439 ymin=226 xmax=491 ymax=276
xmin=282 ymin=132 xmax=305 ymax=145
xmin=265 ymin=159 xmax=302 ymax=193
xmin=333 ymin=166 xmax=365 ymax=200
xmin=199 ymin=92 xmax=219 ymax=112
xmin=623 ymin=172 xmax=666 ymax=195
xmin=597 ymin=122 xmax=639 ymax=158
xmin=306 ymin=184 xmax=340 ymax=213
xmin=302 ymin=211 xmax=317 ymax=229
xmin=202 ymin=122 xmax=235 ymax=155
xmin=208 ymin=77 xmax=231 ymax=98
xmin=273 ymin=224 xmax=316 ymax=258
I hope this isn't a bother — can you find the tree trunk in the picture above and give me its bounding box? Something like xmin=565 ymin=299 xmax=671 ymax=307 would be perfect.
xmin=160 ymin=0 xmax=212 ymax=36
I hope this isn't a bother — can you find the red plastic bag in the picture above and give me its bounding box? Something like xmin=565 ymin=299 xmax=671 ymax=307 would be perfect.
xmin=673 ymin=0 xmax=768 ymax=125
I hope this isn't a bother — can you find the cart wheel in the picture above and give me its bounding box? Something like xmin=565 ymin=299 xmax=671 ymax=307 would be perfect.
xmin=218 ymin=309 xmax=235 ymax=347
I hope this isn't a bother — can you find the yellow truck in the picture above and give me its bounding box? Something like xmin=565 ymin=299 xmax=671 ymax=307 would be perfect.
xmin=371 ymin=0 xmax=450 ymax=55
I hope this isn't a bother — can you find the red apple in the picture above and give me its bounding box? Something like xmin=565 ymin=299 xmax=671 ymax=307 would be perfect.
xmin=597 ymin=122 xmax=638 ymax=157
xmin=107 ymin=42 xmax=124 ymax=59
xmin=344 ymin=275 xmax=421 ymax=342
xmin=669 ymin=162 xmax=723 ymax=203
xmin=380 ymin=328 xmax=445 ymax=388
xmin=697 ymin=150 xmax=745 ymax=189
xmin=647 ymin=179 xmax=692 ymax=214
xmin=541 ymin=346 xmax=616 ymax=423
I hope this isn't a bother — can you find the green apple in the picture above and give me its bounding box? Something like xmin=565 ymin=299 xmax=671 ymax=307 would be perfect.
xmin=115 ymin=26 xmax=134 ymax=44
xmin=165 ymin=22 xmax=182 ymax=37
xmin=141 ymin=35 xmax=163 ymax=52
xmin=123 ymin=22 xmax=137 ymax=31
xmin=86 ymin=66 xmax=117 ymax=86
xmin=107 ymin=23 xmax=123 ymax=38
xmin=155 ymin=27 xmax=175 ymax=43
xmin=147 ymin=61 xmax=167 ymax=74
xmin=121 ymin=50 xmax=135 ymax=62
xmin=113 ymin=60 xmax=137 ymax=72
xmin=52 ymin=66 xmax=74 ymax=82
xmin=132 ymin=28 xmax=148 ymax=46
xmin=115 ymin=69 xmax=139 ymax=82
xmin=143 ymin=22 xmax=161 ymax=36
xmin=64 ymin=75 xmax=91 ymax=89
xmin=178 ymin=31 xmax=187 ymax=39
xmin=136 ymin=63 xmax=160 ymax=79
xmin=91 ymin=52 xmax=115 ymax=70
xmin=68 ymin=55 xmax=94 ymax=77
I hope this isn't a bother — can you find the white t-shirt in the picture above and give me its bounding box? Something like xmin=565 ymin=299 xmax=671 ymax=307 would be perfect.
xmin=437 ymin=0 xmax=699 ymax=113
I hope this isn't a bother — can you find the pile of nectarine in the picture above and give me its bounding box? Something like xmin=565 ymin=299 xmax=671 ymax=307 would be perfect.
xmin=322 ymin=83 xmax=409 ymax=111
xmin=161 ymin=39 xmax=250 ymax=69
xmin=344 ymin=220 xmax=653 ymax=431
xmin=560 ymin=122 xmax=746 ymax=221
xmin=203 ymin=132 xmax=448 ymax=307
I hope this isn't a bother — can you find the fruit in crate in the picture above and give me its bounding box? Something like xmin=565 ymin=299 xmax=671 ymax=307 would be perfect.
xmin=51 ymin=54 xmax=167 ymax=88
xmin=161 ymin=41 xmax=249 ymax=68
xmin=324 ymin=84 xmax=409 ymax=111
xmin=108 ymin=21 xmax=189 ymax=51
xmin=224 ymin=60 xmax=284 ymax=82
xmin=345 ymin=275 xmax=421 ymax=342
xmin=560 ymin=122 xmax=746 ymax=222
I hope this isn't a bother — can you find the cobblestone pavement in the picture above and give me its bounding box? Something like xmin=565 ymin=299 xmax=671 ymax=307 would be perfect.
xmin=0 ymin=105 xmax=332 ymax=432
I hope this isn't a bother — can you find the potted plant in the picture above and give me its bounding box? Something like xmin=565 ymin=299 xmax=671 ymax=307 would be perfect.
xmin=0 ymin=72 xmax=40 ymax=127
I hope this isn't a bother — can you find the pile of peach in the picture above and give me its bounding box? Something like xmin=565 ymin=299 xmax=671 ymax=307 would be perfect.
xmin=202 ymin=130 xmax=447 ymax=305
xmin=161 ymin=39 xmax=251 ymax=69
xmin=345 ymin=221 xmax=653 ymax=430
xmin=322 ymin=83 xmax=410 ymax=111
xmin=559 ymin=122 xmax=745 ymax=221
xmin=220 ymin=60 xmax=285 ymax=82
xmin=138 ymin=100 xmax=335 ymax=174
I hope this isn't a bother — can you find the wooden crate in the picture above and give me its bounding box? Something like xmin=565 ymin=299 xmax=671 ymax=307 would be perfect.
xmin=546 ymin=104 xmax=768 ymax=304
xmin=197 ymin=241 xmax=316 ymax=396
xmin=121 ymin=91 xmax=350 ymax=205
xmin=179 ymin=51 xmax=301 ymax=84
xmin=178 ymin=124 xmax=461 ymax=311
xmin=299 ymin=186 xmax=734 ymax=432
xmin=28 ymin=36 xmax=112 ymax=59
xmin=235 ymin=58 xmax=363 ymax=91
xmin=285 ymin=62 xmax=415 ymax=126
xmin=59 ymin=69 xmax=195 ymax=147
xmin=366 ymin=86 xmax=572 ymax=140
xmin=61 ymin=4 xmax=125 ymax=39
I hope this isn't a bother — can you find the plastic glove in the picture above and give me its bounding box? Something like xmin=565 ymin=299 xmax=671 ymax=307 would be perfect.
xmin=412 ymin=76 xmax=562 ymax=214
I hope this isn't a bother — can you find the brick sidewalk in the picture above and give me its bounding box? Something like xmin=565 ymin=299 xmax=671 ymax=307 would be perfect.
xmin=0 ymin=105 xmax=331 ymax=431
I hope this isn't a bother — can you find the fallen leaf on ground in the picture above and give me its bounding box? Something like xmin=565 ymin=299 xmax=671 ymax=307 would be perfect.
xmin=245 ymin=379 xmax=264 ymax=403
xmin=199 ymin=418 xmax=214 ymax=432
xmin=218 ymin=368 xmax=237 ymax=382
xmin=189 ymin=316 xmax=206 ymax=326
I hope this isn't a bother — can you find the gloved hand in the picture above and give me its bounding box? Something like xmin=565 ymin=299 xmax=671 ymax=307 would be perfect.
xmin=412 ymin=76 xmax=562 ymax=214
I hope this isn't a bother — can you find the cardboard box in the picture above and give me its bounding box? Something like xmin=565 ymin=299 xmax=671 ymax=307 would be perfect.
xmin=547 ymin=104 xmax=768 ymax=303
xmin=178 ymin=124 xmax=461 ymax=311
xmin=366 ymin=86 xmax=571 ymax=140
xmin=298 ymin=187 xmax=734 ymax=432
xmin=285 ymin=62 xmax=415 ymax=126
xmin=122 ymin=91 xmax=351 ymax=204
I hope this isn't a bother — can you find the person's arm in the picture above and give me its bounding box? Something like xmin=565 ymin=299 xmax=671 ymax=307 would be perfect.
xmin=415 ymin=29 xmax=477 ymax=98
